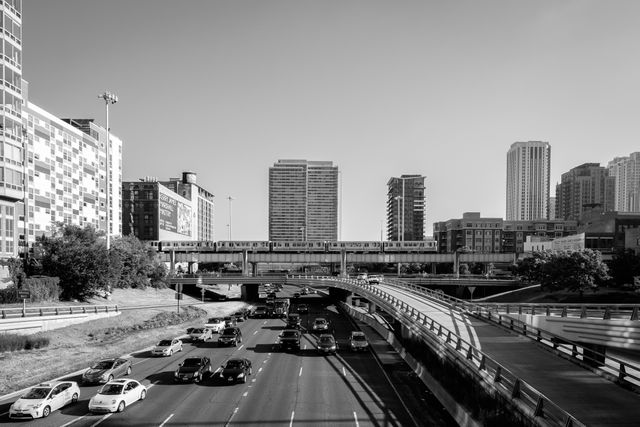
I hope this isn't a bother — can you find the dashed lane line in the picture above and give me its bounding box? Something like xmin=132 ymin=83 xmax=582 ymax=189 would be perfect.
xmin=289 ymin=411 xmax=295 ymax=427
xmin=353 ymin=411 xmax=360 ymax=427
xmin=89 ymin=413 xmax=112 ymax=427
xmin=299 ymin=367 xmax=303 ymax=377
xmin=342 ymin=366 xmax=347 ymax=377
xmin=159 ymin=413 xmax=174 ymax=427
xmin=59 ymin=414 xmax=88 ymax=427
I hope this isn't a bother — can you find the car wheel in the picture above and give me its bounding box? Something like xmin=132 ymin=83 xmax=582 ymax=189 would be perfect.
xmin=139 ymin=389 xmax=147 ymax=401
xmin=126 ymin=366 xmax=132 ymax=375
xmin=117 ymin=401 xmax=126 ymax=412
xmin=179 ymin=345 xmax=183 ymax=352
xmin=42 ymin=406 xmax=51 ymax=418
xmin=169 ymin=350 xmax=173 ymax=356
xmin=71 ymin=392 xmax=79 ymax=403
xmin=108 ymin=374 xmax=114 ymax=382
xmin=241 ymin=375 xmax=247 ymax=383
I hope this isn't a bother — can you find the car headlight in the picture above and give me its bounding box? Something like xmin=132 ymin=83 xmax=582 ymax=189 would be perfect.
xmin=174 ymin=371 xmax=179 ymax=377
xmin=27 ymin=404 xmax=41 ymax=409
xmin=111 ymin=399 xmax=117 ymax=405
xmin=237 ymin=373 xmax=245 ymax=378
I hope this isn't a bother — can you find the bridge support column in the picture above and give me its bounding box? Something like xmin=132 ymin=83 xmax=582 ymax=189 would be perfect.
xmin=340 ymin=250 xmax=347 ymax=278
xmin=368 ymin=302 xmax=377 ymax=314
xmin=454 ymin=250 xmax=460 ymax=279
xmin=169 ymin=250 xmax=176 ymax=274
xmin=241 ymin=283 xmax=260 ymax=302
xmin=251 ymin=263 xmax=258 ymax=277
xmin=242 ymin=250 xmax=250 ymax=276
xmin=431 ymin=263 xmax=437 ymax=274
xmin=346 ymin=292 xmax=353 ymax=306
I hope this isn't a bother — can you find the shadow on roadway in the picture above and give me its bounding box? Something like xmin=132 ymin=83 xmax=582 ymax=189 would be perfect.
xmin=59 ymin=397 xmax=90 ymax=416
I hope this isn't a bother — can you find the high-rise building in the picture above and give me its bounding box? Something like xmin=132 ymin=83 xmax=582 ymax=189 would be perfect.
xmin=555 ymin=163 xmax=615 ymax=221
xmin=607 ymin=153 xmax=640 ymax=213
xmin=269 ymin=160 xmax=338 ymax=241
xmin=0 ymin=0 xmax=23 ymax=258
xmin=386 ymin=175 xmax=425 ymax=241
xmin=122 ymin=172 xmax=214 ymax=241
xmin=506 ymin=141 xmax=551 ymax=221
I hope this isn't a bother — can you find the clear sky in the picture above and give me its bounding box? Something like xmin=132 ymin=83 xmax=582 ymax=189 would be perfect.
xmin=22 ymin=0 xmax=640 ymax=240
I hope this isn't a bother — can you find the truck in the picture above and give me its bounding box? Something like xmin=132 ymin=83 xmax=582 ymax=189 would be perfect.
xmin=273 ymin=298 xmax=290 ymax=318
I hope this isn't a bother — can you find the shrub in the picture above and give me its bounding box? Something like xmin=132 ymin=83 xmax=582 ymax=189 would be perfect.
xmin=0 ymin=333 xmax=51 ymax=352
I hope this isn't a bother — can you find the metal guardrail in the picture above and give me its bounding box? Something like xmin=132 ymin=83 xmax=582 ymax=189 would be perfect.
xmin=288 ymin=275 xmax=585 ymax=427
xmin=1 ymin=304 xmax=118 ymax=320
xmin=379 ymin=278 xmax=640 ymax=391
xmin=470 ymin=302 xmax=640 ymax=321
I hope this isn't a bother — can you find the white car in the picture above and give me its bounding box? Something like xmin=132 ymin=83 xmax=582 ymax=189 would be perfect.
xmin=88 ymin=379 xmax=147 ymax=413
xmin=205 ymin=317 xmax=226 ymax=333
xmin=9 ymin=381 xmax=80 ymax=419
xmin=189 ymin=327 xmax=213 ymax=342
xmin=312 ymin=318 xmax=330 ymax=332
xmin=151 ymin=338 xmax=183 ymax=356
xmin=349 ymin=331 xmax=369 ymax=351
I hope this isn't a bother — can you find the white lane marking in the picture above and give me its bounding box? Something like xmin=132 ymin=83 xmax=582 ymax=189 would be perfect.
xmin=132 ymin=358 xmax=150 ymax=366
xmin=253 ymin=331 xmax=258 ymax=335
xmin=89 ymin=413 xmax=112 ymax=427
xmin=342 ymin=366 xmax=347 ymax=377
xmin=304 ymin=344 xmax=307 ymax=350
xmin=238 ymin=344 xmax=244 ymax=350
xmin=263 ymin=321 xmax=267 ymax=324
xmin=289 ymin=411 xmax=295 ymax=427
xmin=59 ymin=414 xmax=87 ymax=427
xmin=268 ymin=352 xmax=272 ymax=356
xmin=258 ymin=367 xmax=263 ymax=372
xmin=146 ymin=380 xmax=160 ymax=390
xmin=159 ymin=413 xmax=174 ymax=427
xmin=243 ymin=391 xmax=248 ymax=397
xmin=263 ymin=360 xmax=268 ymax=364
xmin=299 ymin=367 xmax=303 ymax=377
xmin=353 ymin=411 xmax=360 ymax=427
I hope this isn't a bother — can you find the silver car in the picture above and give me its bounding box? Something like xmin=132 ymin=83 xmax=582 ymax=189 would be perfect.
xmin=151 ymin=338 xmax=183 ymax=356
xmin=82 ymin=358 xmax=132 ymax=384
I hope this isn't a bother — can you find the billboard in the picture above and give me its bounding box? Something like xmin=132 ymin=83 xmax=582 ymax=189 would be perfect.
xmin=159 ymin=191 xmax=192 ymax=236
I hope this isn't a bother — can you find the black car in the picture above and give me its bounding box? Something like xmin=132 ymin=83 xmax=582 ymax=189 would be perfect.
xmin=279 ymin=329 xmax=301 ymax=352
xmin=252 ymin=306 xmax=268 ymax=318
xmin=233 ymin=311 xmax=246 ymax=322
xmin=293 ymin=292 xmax=301 ymax=298
xmin=217 ymin=358 xmax=253 ymax=384
xmin=218 ymin=327 xmax=243 ymax=346
xmin=224 ymin=316 xmax=237 ymax=327
xmin=286 ymin=313 xmax=302 ymax=329
xmin=174 ymin=356 xmax=212 ymax=383
xmin=297 ymin=304 xmax=309 ymax=314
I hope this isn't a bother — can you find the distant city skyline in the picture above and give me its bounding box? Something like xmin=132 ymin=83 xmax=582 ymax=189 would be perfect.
xmin=22 ymin=1 xmax=640 ymax=240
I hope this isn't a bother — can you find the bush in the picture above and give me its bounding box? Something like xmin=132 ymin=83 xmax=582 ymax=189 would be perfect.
xmin=0 ymin=333 xmax=51 ymax=352
xmin=0 ymin=286 xmax=19 ymax=304
xmin=23 ymin=276 xmax=61 ymax=302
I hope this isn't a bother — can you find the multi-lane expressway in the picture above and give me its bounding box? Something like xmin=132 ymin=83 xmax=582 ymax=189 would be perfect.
xmin=0 ymin=291 xmax=455 ymax=427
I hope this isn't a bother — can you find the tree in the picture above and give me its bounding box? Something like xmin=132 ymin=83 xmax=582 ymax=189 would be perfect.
xmin=608 ymin=249 xmax=640 ymax=287
xmin=110 ymin=235 xmax=167 ymax=289
xmin=37 ymin=224 xmax=113 ymax=301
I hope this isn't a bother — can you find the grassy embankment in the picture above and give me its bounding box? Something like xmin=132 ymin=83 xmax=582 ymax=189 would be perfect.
xmin=0 ymin=288 xmax=248 ymax=395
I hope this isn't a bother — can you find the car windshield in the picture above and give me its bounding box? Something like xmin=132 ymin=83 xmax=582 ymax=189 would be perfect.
xmin=157 ymin=340 xmax=172 ymax=346
xmin=315 ymin=319 xmax=326 ymax=325
xmin=22 ymin=387 xmax=50 ymax=399
xmin=183 ymin=358 xmax=203 ymax=367
xmin=319 ymin=337 xmax=335 ymax=344
xmin=208 ymin=318 xmax=221 ymax=323
xmin=225 ymin=360 xmax=243 ymax=369
xmin=92 ymin=360 xmax=114 ymax=369
xmin=221 ymin=328 xmax=236 ymax=335
xmin=282 ymin=331 xmax=299 ymax=338
xmin=190 ymin=329 xmax=203 ymax=334
xmin=99 ymin=384 xmax=124 ymax=395
xmin=352 ymin=335 xmax=366 ymax=341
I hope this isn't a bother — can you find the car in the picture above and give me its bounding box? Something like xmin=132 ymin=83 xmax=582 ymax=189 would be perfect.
xmin=297 ymin=304 xmax=309 ymax=314
xmin=218 ymin=327 xmax=243 ymax=346
xmin=252 ymin=306 xmax=268 ymax=318
xmin=317 ymin=334 xmax=338 ymax=355
xmin=224 ymin=316 xmax=237 ymax=327
xmin=9 ymin=381 xmax=80 ymax=419
xmin=189 ymin=328 xmax=213 ymax=342
xmin=286 ymin=313 xmax=302 ymax=329
xmin=82 ymin=358 xmax=132 ymax=385
xmin=151 ymin=338 xmax=183 ymax=356
xmin=293 ymin=292 xmax=301 ymax=298
xmin=174 ymin=356 xmax=212 ymax=382
xmin=368 ymin=275 xmax=383 ymax=284
xmin=301 ymin=287 xmax=309 ymax=295
xmin=278 ymin=329 xmax=301 ymax=352
xmin=88 ymin=379 xmax=147 ymax=413
xmin=217 ymin=358 xmax=253 ymax=384
xmin=349 ymin=331 xmax=369 ymax=351
xmin=312 ymin=317 xmax=329 ymax=332
xmin=205 ymin=317 xmax=226 ymax=333
xmin=233 ymin=310 xmax=248 ymax=322
xmin=356 ymin=273 xmax=368 ymax=283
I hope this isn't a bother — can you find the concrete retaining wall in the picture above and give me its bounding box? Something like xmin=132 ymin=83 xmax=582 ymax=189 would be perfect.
xmin=0 ymin=311 xmax=121 ymax=335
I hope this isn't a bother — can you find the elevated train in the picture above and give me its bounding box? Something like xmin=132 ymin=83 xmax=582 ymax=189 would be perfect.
xmin=149 ymin=240 xmax=437 ymax=253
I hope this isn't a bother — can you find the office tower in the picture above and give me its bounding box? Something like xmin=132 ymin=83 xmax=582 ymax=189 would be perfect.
xmin=506 ymin=141 xmax=551 ymax=221
xmin=269 ymin=160 xmax=338 ymax=241
xmin=433 ymin=212 xmax=503 ymax=253
xmin=555 ymin=163 xmax=615 ymax=221
xmin=123 ymin=172 xmax=215 ymax=241
xmin=608 ymin=153 xmax=640 ymax=212
xmin=548 ymin=197 xmax=556 ymax=220
xmin=0 ymin=0 xmax=23 ymax=257
xmin=386 ymin=175 xmax=426 ymax=241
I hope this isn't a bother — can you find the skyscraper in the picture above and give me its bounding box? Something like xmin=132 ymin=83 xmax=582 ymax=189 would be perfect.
xmin=555 ymin=163 xmax=615 ymax=221
xmin=386 ymin=175 xmax=426 ymax=241
xmin=608 ymin=153 xmax=640 ymax=213
xmin=269 ymin=160 xmax=338 ymax=241
xmin=506 ymin=141 xmax=551 ymax=221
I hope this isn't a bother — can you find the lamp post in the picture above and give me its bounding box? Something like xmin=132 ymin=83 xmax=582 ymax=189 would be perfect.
xmin=21 ymin=126 xmax=28 ymax=269
xmin=227 ymin=196 xmax=234 ymax=240
xmin=98 ymin=91 xmax=118 ymax=250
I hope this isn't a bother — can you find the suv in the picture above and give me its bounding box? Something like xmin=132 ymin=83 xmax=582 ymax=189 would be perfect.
xmin=317 ymin=334 xmax=338 ymax=355
xmin=286 ymin=313 xmax=302 ymax=329
xmin=189 ymin=328 xmax=213 ymax=342
xmin=174 ymin=356 xmax=212 ymax=383
xmin=218 ymin=327 xmax=243 ymax=346
xmin=205 ymin=318 xmax=226 ymax=333
xmin=278 ymin=329 xmax=302 ymax=352
xmin=349 ymin=331 xmax=369 ymax=351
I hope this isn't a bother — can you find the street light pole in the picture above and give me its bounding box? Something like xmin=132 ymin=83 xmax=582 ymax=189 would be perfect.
xmin=98 ymin=91 xmax=118 ymax=250
xmin=21 ymin=126 xmax=28 ymax=269
xmin=227 ymin=196 xmax=234 ymax=240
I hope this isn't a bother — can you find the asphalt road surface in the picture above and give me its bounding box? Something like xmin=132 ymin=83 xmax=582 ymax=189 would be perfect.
xmin=0 ymin=290 xmax=456 ymax=426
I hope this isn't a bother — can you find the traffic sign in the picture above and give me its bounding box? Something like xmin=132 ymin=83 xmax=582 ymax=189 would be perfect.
xmin=175 ymin=293 xmax=183 ymax=300
xmin=18 ymin=290 xmax=31 ymax=299
xmin=175 ymin=283 xmax=183 ymax=293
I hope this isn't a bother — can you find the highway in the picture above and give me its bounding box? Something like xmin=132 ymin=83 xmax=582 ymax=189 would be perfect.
xmin=0 ymin=291 xmax=455 ymax=427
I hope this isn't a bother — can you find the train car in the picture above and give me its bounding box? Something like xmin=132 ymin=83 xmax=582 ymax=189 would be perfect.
xmin=271 ymin=241 xmax=327 ymax=252
xmin=383 ymin=240 xmax=438 ymax=252
xmin=216 ymin=241 xmax=271 ymax=252
xmin=327 ymin=241 xmax=383 ymax=253
xmin=159 ymin=240 xmax=212 ymax=252
xmin=146 ymin=241 xmax=162 ymax=251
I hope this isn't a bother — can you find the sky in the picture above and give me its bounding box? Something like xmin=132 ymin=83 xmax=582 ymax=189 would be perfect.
xmin=22 ymin=0 xmax=640 ymax=241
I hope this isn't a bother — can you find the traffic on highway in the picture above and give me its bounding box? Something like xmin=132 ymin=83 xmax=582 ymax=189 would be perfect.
xmin=0 ymin=285 xmax=455 ymax=426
